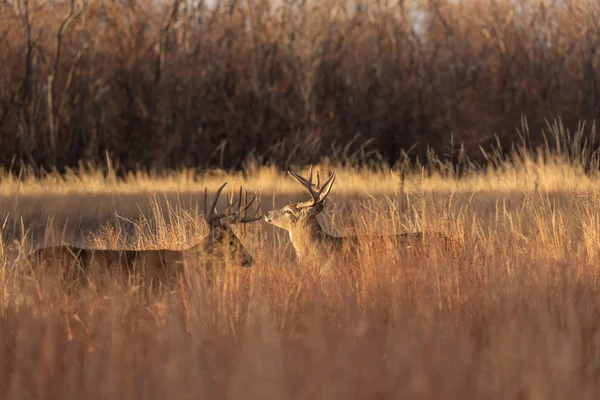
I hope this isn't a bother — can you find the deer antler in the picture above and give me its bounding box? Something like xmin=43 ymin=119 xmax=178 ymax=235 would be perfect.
xmin=287 ymin=165 xmax=336 ymax=209
xmin=204 ymin=182 xmax=229 ymax=225
xmin=225 ymin=185 xmax=262 ymax=224
xmin=204 ymin=182 xmax=262 ymax=226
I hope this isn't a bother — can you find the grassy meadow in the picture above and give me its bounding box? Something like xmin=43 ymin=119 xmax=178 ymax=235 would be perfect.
xmin=0 ymin=143 xmax=600 ymax=399
xmin=4 ymin=0 xmax=600 ymax=397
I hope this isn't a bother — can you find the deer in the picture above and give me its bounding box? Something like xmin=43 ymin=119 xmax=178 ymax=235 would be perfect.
xmin=23 ymin=182 xmax=262 ymax=287
xmin=263 ymin=166 xmax=454 ymax=271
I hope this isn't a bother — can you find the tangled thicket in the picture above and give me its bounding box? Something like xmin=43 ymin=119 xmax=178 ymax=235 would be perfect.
xmin=1 ymin=0 xmax=600 ymax=173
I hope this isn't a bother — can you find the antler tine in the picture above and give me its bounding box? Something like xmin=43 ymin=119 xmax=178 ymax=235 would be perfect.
xmin=288 ymin=170 xmax=320 ymax=206
xmin=243 ymin=188 xmax=248 ymax=212
xmin=227 ymin=186 xmax=245 ymax=220
xmin=239 ymin=188 xmax=248 ymax=215
xmin=319 ymin=171 xmax=336 ymax=199
xmin=241 ymin=192 xmax=263 ymax=222
xmin=212 ymin=182 xmax=227 ymax=214
xmin=288 ymin=166 xmax=336 ymax=208
xmin=204 ymin=187 xmax=208 ymax=223
xmin=241 ymin=191 xmax=256 ymax=212
xmin=205 ymin=182 xmax=228 ymax=224
xmin=225 ymin=190 xmax=235 ymax=216
xmin=228 ymin=188 xmax=262 ymax=224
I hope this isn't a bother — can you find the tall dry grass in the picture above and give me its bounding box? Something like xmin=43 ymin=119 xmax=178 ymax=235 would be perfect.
xmin=1 ymin=0 xmax=600 ymax=172
xmin=2 ymin=139 xmax=600 ymax=398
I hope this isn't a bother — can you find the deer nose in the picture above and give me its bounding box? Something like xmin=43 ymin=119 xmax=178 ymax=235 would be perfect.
xmin=263 ymin=212 xmax=272 ymax=223
xmin=241 ymin=254 xmax=253 ymax=268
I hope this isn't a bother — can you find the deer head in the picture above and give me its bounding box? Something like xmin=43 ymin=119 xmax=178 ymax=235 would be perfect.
xmin=204 ymin=182 xmax=261 ymax=267
xmin=263 ymin=165 xmax=336 ymax=233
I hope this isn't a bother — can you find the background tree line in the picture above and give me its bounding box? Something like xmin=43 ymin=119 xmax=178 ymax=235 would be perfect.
xmin=0 ymin=0 xmax=599 ymax=173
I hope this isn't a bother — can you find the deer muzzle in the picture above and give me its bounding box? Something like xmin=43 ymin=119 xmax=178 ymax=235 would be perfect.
xmin=240 ymin=253 xmax=253 ymax=268
xmin=263 ymin=212 xmax=274 ymax=223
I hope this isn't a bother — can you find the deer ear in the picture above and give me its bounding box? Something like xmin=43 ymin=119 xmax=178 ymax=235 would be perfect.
xmin=307 ymin=202 xmax=324 ymax=216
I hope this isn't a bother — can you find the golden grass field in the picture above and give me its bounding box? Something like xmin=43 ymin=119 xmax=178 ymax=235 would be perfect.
xmin=2 ymin=153 xmax=600 ymax=399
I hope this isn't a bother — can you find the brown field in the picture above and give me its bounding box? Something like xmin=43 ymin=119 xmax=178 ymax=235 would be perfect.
xmin=1 ymin=148 xmax=600 ymax=399
xmin=3 ymin=0 xmax=600 ymax=397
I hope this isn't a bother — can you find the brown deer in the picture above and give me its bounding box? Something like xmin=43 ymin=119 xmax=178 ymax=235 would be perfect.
xmin=263 ymin=166 xmax=453 ymax=270
xmin=24 ymin=182 xmax=261 ymax=286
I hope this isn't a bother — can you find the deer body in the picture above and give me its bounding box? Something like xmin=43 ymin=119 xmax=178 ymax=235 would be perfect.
xmin=28 ymin=233 xmax=243 ymax=271
xmin=25 ymin=183 xmax=261 ymax=285
xmin=27 ymin=243 xmax=221 ymax=285
xmin=264 ymin=166 xmax=452 ymax=269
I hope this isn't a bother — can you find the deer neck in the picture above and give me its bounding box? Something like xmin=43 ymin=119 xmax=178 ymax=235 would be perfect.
xmin=187 ymin=234 xmax=213 ymax=253
xmin=290 ymin=216 xmax=336 ymax=260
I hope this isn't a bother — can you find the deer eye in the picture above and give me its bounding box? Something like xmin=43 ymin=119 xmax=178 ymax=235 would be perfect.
xmin=284 ymin=209 xmax=293 ymax=215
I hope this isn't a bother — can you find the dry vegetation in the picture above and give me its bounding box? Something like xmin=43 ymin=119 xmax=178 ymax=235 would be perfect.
xmin=2 ymin=0 xmax=600 ymax=172
xmin=3 ymin=0 xmax=600 ymax=397
xmin=0 ymin=132 xmax=599 ymax=398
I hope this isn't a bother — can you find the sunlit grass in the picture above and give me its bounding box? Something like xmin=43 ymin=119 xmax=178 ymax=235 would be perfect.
xmin=2 ymin=151 xmax=600 ymax=398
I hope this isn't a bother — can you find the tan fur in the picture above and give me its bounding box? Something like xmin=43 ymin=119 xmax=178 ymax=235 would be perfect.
xmin=264 ymin=167 xmax=455 ymax=271
xmin=25 ymin=226 xmax=249 ymax=285
xmin=24 ymin=182 xmax=261 ymax=287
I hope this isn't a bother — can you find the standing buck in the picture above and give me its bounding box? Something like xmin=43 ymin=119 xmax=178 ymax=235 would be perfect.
xmin=25 ymin=182 xmax=261 ymax=286
xmin=264 ymin=166 xmax=453 ymax=268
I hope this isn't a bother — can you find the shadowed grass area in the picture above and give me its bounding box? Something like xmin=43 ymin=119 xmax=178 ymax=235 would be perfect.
xmin=1 ymin=156 xmax=600 ymax=399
